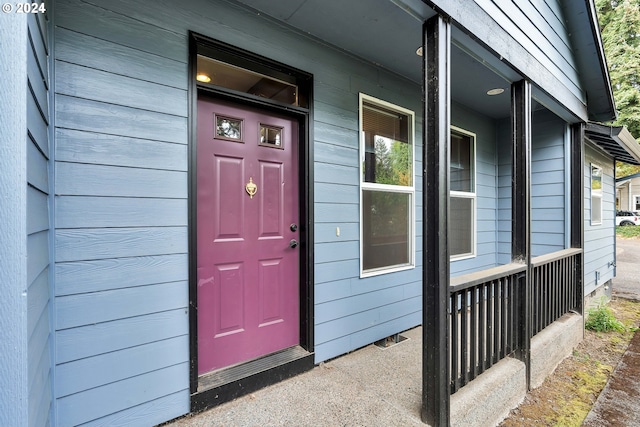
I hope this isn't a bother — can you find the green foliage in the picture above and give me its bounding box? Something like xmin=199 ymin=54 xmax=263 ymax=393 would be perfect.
xmin=596 ymin=0 xmax=640 ymax=141
xmin=616 ymin=225 xmax=640 ymax=238
xmin=615 ymin=161 xmax=640 ymax=178
xmin=585 ymin=299 xmax=626 ymax=332
xmin=597 ymin=0 xmax=640 ymax=178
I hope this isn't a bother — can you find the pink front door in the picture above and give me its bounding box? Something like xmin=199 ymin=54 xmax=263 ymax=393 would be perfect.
xmin=197 ymin=95 xmax=300 ymax=374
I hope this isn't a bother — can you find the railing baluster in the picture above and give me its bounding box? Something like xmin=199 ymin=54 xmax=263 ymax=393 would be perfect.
xmin=449 ymin=251 xmax=580 ymax=395
xmin=461 ymin=289 xmax=468 ymax=386
xmin=451 ymin=292 xmax=459 ymax=392
xmin=470 ymin=285 xmax=477 ymax=381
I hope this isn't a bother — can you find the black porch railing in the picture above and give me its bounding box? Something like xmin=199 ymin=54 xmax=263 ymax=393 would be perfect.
xmin=449 ymin=263 xmax=526 ymax=393
xmin=530 ymin=248 xmax=582 ymax=336
xmin=449 ymin=248 xmax=582 ymax=394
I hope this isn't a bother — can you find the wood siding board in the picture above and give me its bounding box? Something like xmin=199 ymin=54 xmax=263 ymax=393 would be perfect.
xmin=55 ymin=128 xmax=187 ymax=171
xmin=55 ymin=309 xmax=188 ymax=364
xmin=55 ymin=28 xmax=188 ymax=90
xmin=27 ymin=268 xmax=49 ymax=338
xmin=55 ymin=227 xmax=188 ymax=262
xmin=315 ymin=287 xmax=407 ymax=323
xmin=55 ymin=254 xmax=188 ymax=296
xmin=315 ymin=259 xmax=359 ymax=284
xmin=27 ymin=230 xmax=49 ymax=285
xmin=315 ymin=162 xmax=357 ymax=185
xmin=55 ymin=0 xmax=187 ymax=62
xmin=55 ymin=95 xmax=187 ymax=145
xmin=27 ymin=186 xmax=49 ymax=235
xmin=55 ymin=61 xmax=187 ymax=117
xmin=315 ymin=279 xmax=352 ymax=304
xmin=29 ymin=354 xmax=51 ymax=427
xmin=496 ymin=0 xmax=576 ymax=75
xmin=314 ymin=122 xmax=358 ymax=149
xmin=56 ymin=281 xmax=188 ymax=330
xmin=55 ymin=336 xmax=188 ymax=397
xmin=314 ymin=141 xmax=358 ymax=167
xmin=55 ymin=196 xmax=187 ymax=228
xmin=314 ymin=203 xmax=358 ymax=223
xmin=55 ymin=363 xmax=189 ymax=427
xmin=73 ymin=391 xmax=189 ymax=427
xmin=27 ymin=42 xmax=48 ymax=119
xmin=315 ymin=241 xmax=359 ymax=264
xmin=476 ymin=0 xmax=581 ymax=97
xmin=315 ymin=297 xmax=420 ymax=345
xmin=27 ymin=14 xmax=48 ymax=79
xmin=27 ymin=300 xmax=49 ymax=375
xmin=350 ymin=272 xmax=421 ymax=298
xmin=27 ymin=92 xmax=49 ymax=156
xmin=314 ymin=100 xmax=358 ymax=131
xmin=314 ymin=183 xmax=358 ymax=204
xmin=28 ymin=322 xmax=51 ymax=401
xmin=55 ymin=162 xmax=187 ymax=198
xmin=27 ymin=139 xmax=48 ymax=192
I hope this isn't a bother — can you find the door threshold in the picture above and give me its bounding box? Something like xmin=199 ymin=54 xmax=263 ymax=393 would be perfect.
xmin=191 ymin=346 xmax=314 ymax=413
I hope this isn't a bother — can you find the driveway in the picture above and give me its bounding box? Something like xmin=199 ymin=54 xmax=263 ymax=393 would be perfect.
xmin=613 ymin=237 xmax=640 ymax=301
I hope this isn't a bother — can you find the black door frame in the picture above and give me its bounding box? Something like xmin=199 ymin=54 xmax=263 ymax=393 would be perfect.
xmin=188 ymin=32 xmax=314 ymax=410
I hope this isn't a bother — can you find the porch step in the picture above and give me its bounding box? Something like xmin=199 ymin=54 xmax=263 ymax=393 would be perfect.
xmin=192 ymin=346 xmax=314 ymax=412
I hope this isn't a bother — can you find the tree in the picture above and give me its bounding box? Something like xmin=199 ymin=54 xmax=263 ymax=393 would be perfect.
xmin=596 ymin=0 xmax=640 ymax=177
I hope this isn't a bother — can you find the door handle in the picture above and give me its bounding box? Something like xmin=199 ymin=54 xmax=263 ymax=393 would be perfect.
xmin=289 ymin=239 xmax=298 ymax=248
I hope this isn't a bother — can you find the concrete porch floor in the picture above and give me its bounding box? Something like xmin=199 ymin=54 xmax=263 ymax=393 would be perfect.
xmin=163 ymin=322 xmax=535 ymax=427
xmin=166 ymin=326 xmax=426 ymax=426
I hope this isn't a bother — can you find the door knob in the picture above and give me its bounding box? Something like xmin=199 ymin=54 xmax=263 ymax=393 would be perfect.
xmin=289 ymin=239 xmax=298 ymax=248
xmin=290 ymin=223 xmax=298 ymax=232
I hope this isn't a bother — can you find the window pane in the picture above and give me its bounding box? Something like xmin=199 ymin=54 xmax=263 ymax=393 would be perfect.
xmin=362 ymin=102 xmax=412 ymax=186
xmin=450 ymin=197 xmax=473 ymax=256
xmin=451 ymin=131 xmax=474 ymax=192
xmin=592 ymin=165 xmax=602 ymax=224
xmin=363 ymin=190 xmax=410 ymax=271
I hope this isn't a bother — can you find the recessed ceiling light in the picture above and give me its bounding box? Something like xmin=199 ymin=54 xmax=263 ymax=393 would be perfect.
xmin=416 ymin=46 xmax=423 ymax=57
xmin=196 ymin=73 xmax=211 ymax=83
xmin=487 ymin=88 xmax=504 ymax=96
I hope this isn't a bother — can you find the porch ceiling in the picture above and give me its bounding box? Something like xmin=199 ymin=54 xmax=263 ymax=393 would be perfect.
xmin=231 ymin=0 xmax=513 ymax=119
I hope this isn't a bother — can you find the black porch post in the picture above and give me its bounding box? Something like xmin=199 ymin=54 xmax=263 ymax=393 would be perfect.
xmin=511 ymin=79 xmax=531 ymax=390
xmin=570 ymin=123 xmax=585 ymax=317
xmin=421 ymin=14 xmax=450 ymax=426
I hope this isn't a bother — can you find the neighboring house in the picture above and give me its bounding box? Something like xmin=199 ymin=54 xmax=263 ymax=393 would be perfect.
xmin=2 ymin=0 xmax=640 ymax=426
xmin=616 ymin=171 xmax=640 ymax=212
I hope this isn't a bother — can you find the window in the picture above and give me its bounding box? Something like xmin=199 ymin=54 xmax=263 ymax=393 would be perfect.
xmin=591 ymin=164 xmax=603 ymax=225
xmin=360 ymin=94 xmax=415 ymax=276
xmin=450 ymin=127 xmax=476 ymax=259
xmin=634 ymin=195 xmax=640 ymax=212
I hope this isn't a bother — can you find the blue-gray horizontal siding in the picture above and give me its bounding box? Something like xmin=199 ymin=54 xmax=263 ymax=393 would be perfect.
xmin=52 ymin=0 xmax=425 ymax=424
xmin=583 ymin=143 xmax=615 ymax=295
xmin=531 ymin=109 xmax=567 ymax=256
xmin=53 ymin=0 xmax=190 ymax=425
xmin=27 ymin=10 xmax=51 ymax=427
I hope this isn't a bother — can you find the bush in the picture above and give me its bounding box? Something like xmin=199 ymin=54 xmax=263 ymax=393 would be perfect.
xmin=585 ymin=301 xmax=626 ymax=332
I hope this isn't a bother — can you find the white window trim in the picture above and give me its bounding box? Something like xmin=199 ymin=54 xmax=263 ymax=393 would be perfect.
xmin=633 ymin=195 xmax=640 ymax=212
xmin=450 ymin=125 xmax=477 ymax=261
xmin=591 ymin=163 xmax=603 ymax=226
xmin=359 ymin=93 xmax=415 ymax=278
